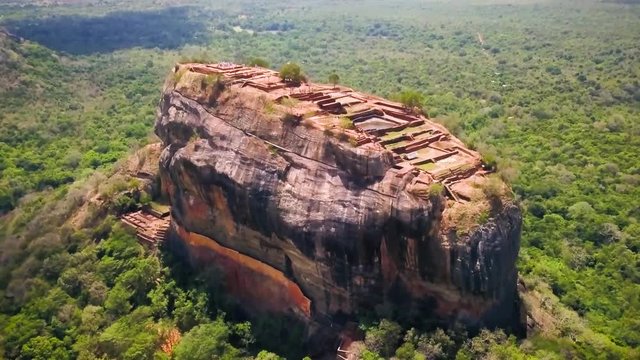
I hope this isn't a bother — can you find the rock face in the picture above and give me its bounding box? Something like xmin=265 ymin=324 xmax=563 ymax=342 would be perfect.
xmin=155 ymin=64 xmax=523 ymax=341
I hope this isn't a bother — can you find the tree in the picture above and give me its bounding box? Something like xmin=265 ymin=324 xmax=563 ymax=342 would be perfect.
xmin=364 ymin=319 xmax=403 ymax=357
xmin=397 ymin=90 xmax=425 ymax=112
xmin=2 ymin=314 xmax=46 ymax=358
xmin=279 ymin=63 xmax=305 ymax=85
xmin=416 ymin=328 xmax=455 ymax=359
xmin=104 ymin=283 xmax=132 ymax=317
xmin=255 ymin=350 xmax=284 ymax=360
xmin=395 ymin=342 xmax=417 ymax=360
xmin=248 ymin=57 xmax=270 ymax=68
xmin=328 ymin=73 xmax=340 ymax=88
xmin=97 ymin=308 xmax=158 ymax=359
xmin=173 ymin=289 xmax=209 ymax=331
xmin=360 ymin=349 xmax=383 ymax=360
xmin=21 ymin=336 xmax=70 ymax=360
xmin=173 ymin=319 xmax=241 ymax=360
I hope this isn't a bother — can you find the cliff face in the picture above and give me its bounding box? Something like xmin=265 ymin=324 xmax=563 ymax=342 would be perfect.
xmin=155 ymin=63 xmax=522 ymax=336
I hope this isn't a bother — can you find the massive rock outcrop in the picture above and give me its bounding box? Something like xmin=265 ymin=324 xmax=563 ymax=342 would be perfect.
xmin=155 ymin=63 xmax=522 ymax=343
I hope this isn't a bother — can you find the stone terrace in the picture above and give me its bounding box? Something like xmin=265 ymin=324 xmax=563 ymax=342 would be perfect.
xmin=121 ymin=208 xmax=170 ymax=246
xmin=181 ymin=62 xmax=490 ymax=202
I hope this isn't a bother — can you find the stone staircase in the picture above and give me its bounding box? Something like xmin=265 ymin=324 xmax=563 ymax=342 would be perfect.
xmin=121 ymin=210 xmax=171 ymax=246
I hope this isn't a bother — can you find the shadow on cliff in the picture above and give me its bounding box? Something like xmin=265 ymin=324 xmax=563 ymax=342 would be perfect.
xmin=159 ymin=235 xmax=312 ymax=359
xmin=3 ymin=6 xmax=209 ymax=55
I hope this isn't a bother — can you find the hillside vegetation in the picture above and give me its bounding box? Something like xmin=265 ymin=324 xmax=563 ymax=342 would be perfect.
xmin=0 ymin=0 xmax=638 ymax=358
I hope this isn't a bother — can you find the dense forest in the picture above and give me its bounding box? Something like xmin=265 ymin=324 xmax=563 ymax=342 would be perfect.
xmin=0 ymin=0 xmax=638 ymax=358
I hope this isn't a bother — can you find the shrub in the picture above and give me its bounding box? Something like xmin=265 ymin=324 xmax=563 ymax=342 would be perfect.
xmin=364 ymin=319 xmax=403 ymax=357
xmin=172 ymin=67 xmax=188 ymax=84
xmin=262 ymin=98 xmax=276 ymax=114
xmin=482 ymin=176 xmax=504 ymax=208
xmin=329 ymin=73 xmax=340 ymax=88
xmin=398 ymin=89 xmax=425 ymax=112
xmin=481 ymin=152 xmax=497 ymax=171
xmin=280 ymin=97 xmax=299 ymax=108
xmin=429 ymin=183 xmax=445 ymax=197
xmin=478 ymin=210 xmax=490 ymax=224
xmin=111 ymin=193 xmax=137 ymax=215
xmin=279 ymin=63 xmax=305 ymax=85
xmin=248 ymin=57 xmax=270 ymax=68
xmin=340 ymin=117 xmax=355 ymax=129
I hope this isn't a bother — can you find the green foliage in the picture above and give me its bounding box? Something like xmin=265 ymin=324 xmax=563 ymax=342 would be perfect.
xmin=482 ymin=175 xmax=506 ymax=208
xmin=262 ymin=98 xmax=276 ymax=114
xmin=340 ymin=116 xmax=355 ymax=129
xmin=251 ymin=314 xmax=306 ymax=359
xmin=395 ymin=342 xmax=418 ymax=360
xmin=397 ymin=89 xmax=425 ymax=111
xmin=21 ymin=336 xmax=70 ymax=360
xmin=97 ymin=307 xmax=159 ymax=359
xmin=361 ymin=349 xmax=383 ymax=360
xmin=455 ymin=329 xmax=532 ymax=360
xmin=428 ymin=183 xmax=445 ymax=197
xmin=478 ymin=210 xmax=490 ymax=225
xmin=0 ymin=197 xmax=279 ymax=359
xmin=248 ymin=57 xmax=270 ymax=68
xmin=173 ymin=320 xmax=241 ymax=360
xmin=279 ymin=96 xmax=299 ymax=108
xmin=278 ymin=62 xmax=305 ymax=85
xmin=328 ymin=72 xmax=340 ymax=87
xmin=364 ymin=319 xmax=403 ymax=357
xmin=173 ymin=289 xmax=209 ymax=331
xmin=111 ymin=193 xmax=137 ymax=215
xmin=255 ymin=350 xmax=285 ymax=360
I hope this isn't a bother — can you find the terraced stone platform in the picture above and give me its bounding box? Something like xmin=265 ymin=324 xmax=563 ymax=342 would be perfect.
xmin=121 ymin=209 xmax=170 ymax=246
xmin=182 ymin=62 xmax=489 ymax=202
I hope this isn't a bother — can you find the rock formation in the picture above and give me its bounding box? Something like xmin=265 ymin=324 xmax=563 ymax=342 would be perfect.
xmin=155 ymin=63 xmax=522 ymax=344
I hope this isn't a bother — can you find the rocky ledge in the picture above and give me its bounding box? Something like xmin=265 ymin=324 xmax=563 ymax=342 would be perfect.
xmin=155 ymin=63 xmax=523 ymax=342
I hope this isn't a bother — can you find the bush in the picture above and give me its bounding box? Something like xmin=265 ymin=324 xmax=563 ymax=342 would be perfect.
xmin=248 ymin=57 xmax=270 ymax=68
xmin=429 ymin=183 xmax=445 ymax=197
xmin=365 ymin=319 xmax=403 ymax=357
xmin=173 ymin=319 xmax=240 ymax=360
xmin=329 ymin=73 xmax=340 ymax=87
xmin=340 ymin=117 xmax=355 ymax=129
xmin=279 ymin=63 xmax=305 ymax=85
xmin=398 ymin=89 xmax=425 ymax=112
xmin=482 ymin=176 xmax=504 ymax=208
xmin=111 ymin=193 xmax=137 ymax=215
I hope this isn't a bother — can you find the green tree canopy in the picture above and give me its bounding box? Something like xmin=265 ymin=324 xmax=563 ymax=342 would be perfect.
xmin=364 ymin=319 xmax=403 ymax=357
xmin=248 ymin=57 xmax=270 ymax=68
xmin=173 ymin=319 xmax=241 ymax=360
xmin=328 ymin=73 xmax=340 ymax=88
xmin=279 ymin=63 xmax=305 ymax=85
xmin=397 ymin=89 xmax=425 ymax=112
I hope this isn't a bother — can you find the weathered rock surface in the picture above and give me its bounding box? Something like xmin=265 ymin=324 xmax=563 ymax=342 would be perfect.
xmin=155 ymin=66 xmax=523 ymax=341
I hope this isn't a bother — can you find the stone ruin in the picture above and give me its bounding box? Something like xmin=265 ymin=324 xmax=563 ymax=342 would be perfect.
xmin=184 ymin=62 xmax=489 ymax=202
xmin=121 ymin=206 xmax=170 ymax=246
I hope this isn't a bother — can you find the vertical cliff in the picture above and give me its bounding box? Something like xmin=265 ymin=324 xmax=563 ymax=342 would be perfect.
xmin=155 ymin=63 xmax=523 ymax=340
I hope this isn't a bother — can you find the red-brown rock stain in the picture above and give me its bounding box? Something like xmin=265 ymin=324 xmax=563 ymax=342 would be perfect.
xmin=174 ymin=223 xmax=312 ymax=318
